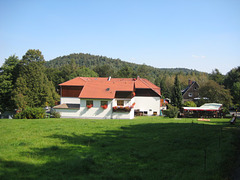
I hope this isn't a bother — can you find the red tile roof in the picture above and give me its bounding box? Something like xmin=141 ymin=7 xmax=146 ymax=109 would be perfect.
xmin=79 ymin=81 xmax=134 ymax=99
xmin=59 ymin=77 xmax=86 ymax=86
xmin=60 ymin=77 xmax=161 ymax=98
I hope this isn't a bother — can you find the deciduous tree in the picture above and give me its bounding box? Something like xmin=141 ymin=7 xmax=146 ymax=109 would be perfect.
xmin=209 ymin=68 xmax=224 ymax=85
xmin=224 ymin=66 xmax=240 ymax=104
xmin=199 ymin=80 xmax=232 ymax=108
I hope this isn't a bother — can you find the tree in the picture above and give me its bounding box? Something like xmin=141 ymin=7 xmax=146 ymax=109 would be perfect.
xmin=68 ymin=66 xmax=98 ymax=79
xmin=136 ymin=64 xmax=153 ymax=81
xmin=13 ymin=50 xmax=59 ymax=110
xmin=160 ymin=77 xmax=171 ymax=98
xmin=94 ymin=64 xmax=114 ymax=77
xmin=183 ymin=101 xmax=197 ymax=107
xmin=21 ymin=49 xmax=45 ymax=65
xmin=224 ymin=66 xmax=240 ymax=88
xmin=171 ymin=75 xmax=183 ymax=108
xmin=232 ymin=82 xmax=240 ymax=105
xmin=116 ymin=65 xmax=134 ymax=78
xmin=0 ymin=55 xmax=19 ymax=111
xmin=224 ymin=66 xmax=240 ymax=104
xmin=209 ymin=69 xmax=224 ymax=85
xmin=199 ymin=80 xmax=232 ymax=108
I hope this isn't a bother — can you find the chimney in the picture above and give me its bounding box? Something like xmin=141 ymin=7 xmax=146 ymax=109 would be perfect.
xmin=137 ymin=76 xmax=140 ymax=80
xmin=108 ymin=76 xmax=111 ymax=81
xmin=188 ymin=79 xmax=192 ymax=86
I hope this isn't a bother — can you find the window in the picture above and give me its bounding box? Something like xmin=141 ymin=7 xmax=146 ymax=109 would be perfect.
xmin=117 ymin=100 xmax=124 ymax=106
xmin=188 ymin=93 xmax=193 ymax=97
xmin=101 ymin=101 xmax=108 ymax=109
xmin=86 ymin=100 xmax=93 ymax=106
xmin=101 ymin=101 xmax=108 ymax=106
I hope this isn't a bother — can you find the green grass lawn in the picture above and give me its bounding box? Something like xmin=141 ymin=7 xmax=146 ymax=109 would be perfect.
xmin=0 ymin=117 xmax=239 ymax=179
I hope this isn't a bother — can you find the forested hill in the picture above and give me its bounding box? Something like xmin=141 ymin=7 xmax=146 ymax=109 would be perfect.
xmin=45 ymin=53 xmax=201 ymax=75
xmin=45 ymin=53 xmax=210 ymax=99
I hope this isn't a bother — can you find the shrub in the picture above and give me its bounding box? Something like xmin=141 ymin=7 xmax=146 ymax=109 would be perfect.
xmin=163 ymin=104 xmax=179 ymax=118
xmin=50 ymin=111 xmax=61 ymax=118
xmin=14 ymin=107 xmax=46 ymax=119
xmin=222 ymin=107 xmax=229 ymax=116
xmin=183 ymin=101 xmax=196 ymax=107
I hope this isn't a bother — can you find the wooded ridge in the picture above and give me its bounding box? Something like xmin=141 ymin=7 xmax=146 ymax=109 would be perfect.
xmin=46 ymin=53 xmax=202 ymax=75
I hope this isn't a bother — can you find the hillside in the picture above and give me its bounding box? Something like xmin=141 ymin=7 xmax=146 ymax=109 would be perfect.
xmin=45 ymin=53 xmax=210 ymax=98
xmin=45 ymin=53 xmax=202 ymax=75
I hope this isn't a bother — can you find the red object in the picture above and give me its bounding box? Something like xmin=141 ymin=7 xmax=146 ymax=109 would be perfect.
xmin=87 ymin=104 xmax=93 ymax=109
xmin=131 ymin=103 xmax=136 ymax=108
xmin=101 ymin=105 xmax=108 ymax=109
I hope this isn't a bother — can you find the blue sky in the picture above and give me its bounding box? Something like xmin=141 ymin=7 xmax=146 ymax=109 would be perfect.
xmin=0 ymin=0 xmax=239 ymax=74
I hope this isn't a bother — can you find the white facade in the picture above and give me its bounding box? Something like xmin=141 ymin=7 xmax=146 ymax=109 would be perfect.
xmin=134 ymin=96 xmax=160 ymax=116
xmin=112 ymin=98 xmax=135 ymax=119
xmin=78 ymin=99 xmax=134 ymax=119
xmin=56 ymin=109 xmax=81 ymax=117
xmin=61 ymin=97 xmax=80 ymax=104
xmin=79 ymin=99 xmax=112 ymax=119
xmin=55 ymin=96 xmax=159 ymax=119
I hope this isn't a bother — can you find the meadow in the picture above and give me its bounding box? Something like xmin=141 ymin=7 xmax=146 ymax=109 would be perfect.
xmin=0 ymin=117 xmax=239 ymax=180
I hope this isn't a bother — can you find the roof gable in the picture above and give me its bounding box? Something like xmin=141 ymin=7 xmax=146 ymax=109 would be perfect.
xmin=182 ymin=81 xmax=199 ymax=96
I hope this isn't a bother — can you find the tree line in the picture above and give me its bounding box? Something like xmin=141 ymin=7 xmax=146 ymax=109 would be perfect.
xmin=0 ymin=49 xmax=239 ymax=113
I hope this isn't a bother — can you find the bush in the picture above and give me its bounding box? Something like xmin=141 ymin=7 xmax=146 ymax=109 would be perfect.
xmin=183 ymin=101 xmax=196 ymax=107
xmin=163 ymin=104 xmax=179 ymax=118
xmin=50 ymin=111 xmax=61 ymax=118
xmin=14 ymin=107 xmax=46 ymax=119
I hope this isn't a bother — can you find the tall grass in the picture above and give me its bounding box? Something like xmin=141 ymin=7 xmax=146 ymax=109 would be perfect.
xmin=0 ymin=117 xmax=239 ymax=179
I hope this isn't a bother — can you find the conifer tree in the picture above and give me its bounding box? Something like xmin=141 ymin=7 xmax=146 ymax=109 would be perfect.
xmin=0 ymin=55 xmax=19 ymax=111
xmin=171 ymin=74 xmax=183 ymax=108
xmin=13 ymin=50 xmax=59 ymax=110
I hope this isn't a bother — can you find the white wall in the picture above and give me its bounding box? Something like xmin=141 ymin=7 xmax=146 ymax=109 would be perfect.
xmin=61 ymin=97 xmax=80 ymax=104
xmin=112 ymin=98 xmax=134 ymax=107
xmin=112 ymin=109 xmax=134 ymax=119
xmin=134 ymin=96 xmax=160 ymax=116
xmin=57 ymin=97 xmax=160 ymax=118
xmin=55 ymin=109 xmax=81 ymax=117
xmin=79 ymin=99 xmax=113 ymax=119
xmin=111 ymin=98 xmax=135 ymax=119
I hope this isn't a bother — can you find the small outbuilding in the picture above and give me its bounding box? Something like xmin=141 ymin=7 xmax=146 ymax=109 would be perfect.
xmin=182 ymin=103 xmax=223 ymax=118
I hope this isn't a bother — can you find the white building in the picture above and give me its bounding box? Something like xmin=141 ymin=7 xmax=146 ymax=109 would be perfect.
xmin=53 ymin=77 xmax=161 ymax=119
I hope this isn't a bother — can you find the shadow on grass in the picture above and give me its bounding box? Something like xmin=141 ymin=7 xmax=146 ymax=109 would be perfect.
xmin=0 ymin=121 xmax=239 ymax=179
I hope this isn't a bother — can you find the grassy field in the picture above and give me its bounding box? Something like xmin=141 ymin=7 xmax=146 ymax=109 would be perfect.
xmin=0 ymin=117 xmax=239 ymax=180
